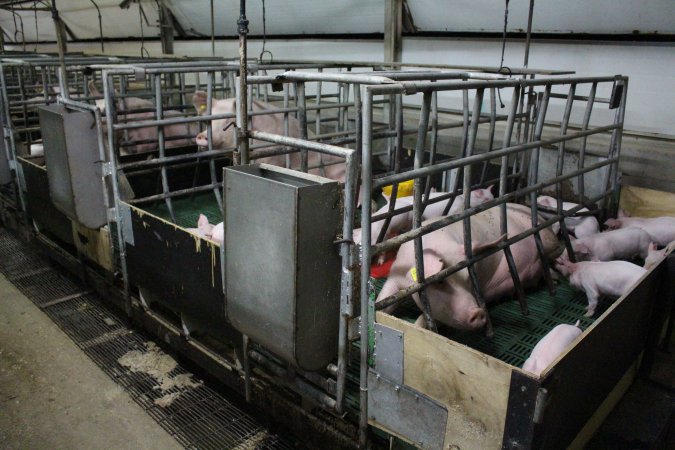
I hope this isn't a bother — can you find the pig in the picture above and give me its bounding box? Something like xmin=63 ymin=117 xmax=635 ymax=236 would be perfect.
xmin=536 ymin=195 xmax=599 ymax=239
xmin=604 ymin=216 xmax=675 ymax=247
xmin=643 ymin=240 xmax=675 ymax=270
xmin=354 ymin=187 xmax=494 ymax=244
xmin=555 ymin=258 xmax=646 ymax=317
xmin=522 ymin=321 xmax=582 ymax=376
xmin=89 ymin=82 xmax=197 ymax=155
xmin=186 ymin=214 xmax=223 ymax=245
xmin=375 ymin=203 xmax=561 ymax=331
xmin=570 ymin=227 xmax=651 ymax=262
xmin=192 ymin=91 xmax=346 ymax=181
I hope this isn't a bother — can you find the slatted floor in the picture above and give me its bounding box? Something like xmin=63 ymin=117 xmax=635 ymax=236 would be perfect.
xmin=0 ymin=226 xmax=300 ymax=450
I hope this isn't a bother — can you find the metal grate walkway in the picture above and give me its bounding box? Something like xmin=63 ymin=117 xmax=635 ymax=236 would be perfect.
xmin=0 ymin=227 xmax=300 ymax=450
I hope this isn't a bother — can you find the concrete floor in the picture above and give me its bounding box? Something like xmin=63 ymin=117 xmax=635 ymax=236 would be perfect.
xmin=0 ymin=273 xmax=182 ymax=450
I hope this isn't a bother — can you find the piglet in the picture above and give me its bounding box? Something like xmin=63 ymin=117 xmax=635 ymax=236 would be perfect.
xmin=571 ymin=227 xmax=651 ymax=261
xmin=522 ymin=321 xmax=582 ymax=376
xmin=643 ymin=240 xmax=675 ymax=270
xmin=604 ymin=216 xmax=675 ymax=247
xmin=186 ymin=214 xmax=223 ymax=245
xmin=556 ymin=258 xmax=646 ymax=317
xmin=536 ymin=195 xmax=599 ymax=239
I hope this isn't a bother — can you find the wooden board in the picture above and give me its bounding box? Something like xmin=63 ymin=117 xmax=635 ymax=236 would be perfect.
xmin=377 ymin=312 xmax=514 ymax=450
xmin=71 ymin=222 xmax=113 ymax=272
xmin=619 ymin=185 xmax=675 ymax=218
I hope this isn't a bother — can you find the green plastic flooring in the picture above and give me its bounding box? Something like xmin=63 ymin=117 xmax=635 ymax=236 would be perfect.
xmin=372 ymin=276 xmax=602 ymax=368
xmin=143 ymin=192 xmax=222 ymax=229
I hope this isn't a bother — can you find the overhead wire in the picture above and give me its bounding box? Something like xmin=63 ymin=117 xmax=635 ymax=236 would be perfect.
xmin=258 ymin=0 xmax=272 ymax=63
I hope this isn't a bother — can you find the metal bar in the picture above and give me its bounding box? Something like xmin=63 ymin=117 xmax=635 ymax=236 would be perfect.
xmin=375 ymin=187 xmax=615 ymax=311
xmin=248 ymin=131 xmax=353 ymax=158
xmin=127 ymin=183 xmax=221 ymax=205
xmin=237 ymin=1 xmax=250 ymax=164
xmin=154 ymin=74 xmax=176 ymax=223
xmin=296 ymin=81 xmax=308 ymax=172
xmin=462 ymin=88 xmax=493 ymax=336
xmin=372 ymin=157 xmax=617 ymax=256
xmin=577 ymin=82 xmax=597 ymax=204
xmin=374 ymin=122 xmax=620 ymax=189
xmin=412 ymin=91 xmax=437 ymax=331
xmin=500 ymin=85 xmax=528 ymax=314
xmin=359 ymin=88 xmax=374 ymax=450
xmin=556 ymin=83 xmax=578 ymax=262
xmin=527 ymin=85 xmax=555 ymax=295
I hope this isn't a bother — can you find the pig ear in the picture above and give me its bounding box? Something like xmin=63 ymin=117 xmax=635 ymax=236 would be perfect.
xmin=618 ymin=208 xmax=630 ymax=218
xmin=197 ymin=214 xmax=209 ymax=229
xmin=405 ymin=251 xmax=444 ymax=283
xmin=193 ymin=91 xmax=208 ymax=115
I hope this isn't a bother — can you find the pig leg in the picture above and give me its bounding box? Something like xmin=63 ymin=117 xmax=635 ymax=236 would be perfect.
xmin=582 ymin=285 xmax=600 ymax=317
xmin=376 ymin=276 xmax=405 ymax=314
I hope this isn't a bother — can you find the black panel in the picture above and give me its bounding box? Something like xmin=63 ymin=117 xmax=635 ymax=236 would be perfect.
xmin=125 ymin=207 xmax=226 ymax=331
xmin=502 ymin=371 xmax=540 ymax=450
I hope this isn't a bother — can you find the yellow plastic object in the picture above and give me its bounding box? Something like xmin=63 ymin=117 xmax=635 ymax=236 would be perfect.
xmin=382 ymin=180 xmax=414 ymax=198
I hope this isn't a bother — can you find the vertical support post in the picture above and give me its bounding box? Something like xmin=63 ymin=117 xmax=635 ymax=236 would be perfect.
xmin=210 ymin=0 xmax=216 ymax=57
xmin=412 ymin=91 xmax=436 ymax=332
xmin=359 ymin=87 xmax=375 ymax=450
xmin=384 ymin=0 xmax=403 ymax=64
xmin=296 ymin=82 xmax=308 ymax=172
xmin=154 ymin=74 xmax=176 ymax=222
xmin=603 ymin=78 xmax=628 ymax=218
xmin=159 ymin=0 xmax=175 ymax=55
xmin=50 ymin=1 xmax=69 ymax=96
xmin=523 ymin=0 xmax=535 ymax=68
xmin=555 ymin=83 xmax=577 ymax=263
xmin=237 ymin=0 xmax=250 ymax=164
xmin=500 ymin=85 xmax=528 ymax=314
xmin=577 ymin=83 xmax=596 ymax=205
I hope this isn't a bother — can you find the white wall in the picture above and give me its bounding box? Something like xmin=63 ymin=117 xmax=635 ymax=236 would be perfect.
xmin=19 ymin=37 xmax=675 ymax=137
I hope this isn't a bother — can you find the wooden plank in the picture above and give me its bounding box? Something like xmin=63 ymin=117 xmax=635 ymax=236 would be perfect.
xmin=72 ymin=222 xmax=113 ymax=272
xmin=619 ymin=185 xmax=675 ymax=217
xmin=377 ymin=312 xmax=513 ymax=450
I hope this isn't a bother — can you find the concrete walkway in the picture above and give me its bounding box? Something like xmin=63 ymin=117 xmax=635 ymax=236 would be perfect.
xmin=0 ymin=273 xmax=182 ymax=450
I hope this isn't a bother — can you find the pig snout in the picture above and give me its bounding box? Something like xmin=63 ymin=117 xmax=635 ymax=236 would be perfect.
xmin=194 ymin=132 xmax=208 ymax=147
xmin=465 ymin=307 xmax=487 ymax=330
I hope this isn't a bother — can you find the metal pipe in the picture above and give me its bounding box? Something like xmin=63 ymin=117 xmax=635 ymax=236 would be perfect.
xmin=555 ymin=83 xmax=578 ymax=262
xmin=375 ymin=186 xmax=616 ymax=311
xmin=237 ymin=0 xmax=250 ymax=164
xmin=523 ymin=0 xmax=535 ymax=68
xmin=296 ymin=82 xmax=308 ymax=172
xmin=359 ymin=88 xmax=374 ymax=450
xmin=577 ymin=83 xmax=597 ymax=204
xmin=372 ymin=156 xmax=617 ymax=257
xmin=412 ymin=91 xmax=437 ymax=331
xmin=374 ymin=122 xmax=620 ymax=189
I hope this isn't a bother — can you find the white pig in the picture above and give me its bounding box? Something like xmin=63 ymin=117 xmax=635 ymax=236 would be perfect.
xmin=643 ymin=240 xmax=675 ymax=270
xmin=376 ymin=203 xmax=561 ymax=331
xmin=571 ymin=227 xmax=651 ymax=261
xmin=536 ymin=195 xmax=599 ymax=239
xmin=354 ymin=187 xmax=494 ymax=244
xmin=192 ymin=92 xmax=346 ymax=181
xmin=89 ymin=82 xmax=197 ymax=155
xmin=555 ymin=258 xmax=646 ymax=317
xmin=522 ymin=321 xmax=582 ymax=376
xmin=604 ymin=216 xmax=675 ymax=247
xmin=186 ymin=214 xmax=223 ymax=245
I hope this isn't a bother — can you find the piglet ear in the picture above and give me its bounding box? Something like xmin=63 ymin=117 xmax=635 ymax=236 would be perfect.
xmin=197 ymin=214 xmax=209 ymax=229
xmin=649 ymin=242 xmax=657 ymax=251
xmin=192 ymin=91 xmax=208 ymax=115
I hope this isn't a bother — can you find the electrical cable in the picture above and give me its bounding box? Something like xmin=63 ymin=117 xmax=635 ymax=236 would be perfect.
xmin=258 ymin=0 xmax=272 ymax=63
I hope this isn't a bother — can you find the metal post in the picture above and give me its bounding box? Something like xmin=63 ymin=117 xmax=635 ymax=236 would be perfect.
xmin=523 ymin=0 xmax=535 ymax=68
xmin=237 ymin=0 xmax=250 ymax=164
xmin=384 ymin=0 xmax=403 ymax=64
xmin=359 ymin=88 xmax=374 ymax=450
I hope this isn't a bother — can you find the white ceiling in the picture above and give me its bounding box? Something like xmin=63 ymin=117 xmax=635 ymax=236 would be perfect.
xmin=0 ymin=0 xmax=673 ymax=43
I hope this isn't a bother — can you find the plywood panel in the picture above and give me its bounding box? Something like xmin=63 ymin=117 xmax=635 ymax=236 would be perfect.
xmin=619 ymin=185 xmax=675 ymax=217
xmin=377 ymin=312 xmax=513 ymax=450
xmin=72 ymin=222 xmax=113 ymax=272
